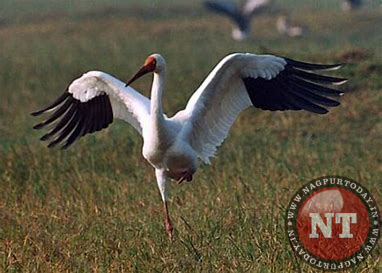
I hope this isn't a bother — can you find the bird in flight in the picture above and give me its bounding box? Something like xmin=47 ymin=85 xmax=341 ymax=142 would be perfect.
xmin=204 ymin=0 xmax=272 ymax=41
xmin=32 ymin=52 xmax=347 ymax=238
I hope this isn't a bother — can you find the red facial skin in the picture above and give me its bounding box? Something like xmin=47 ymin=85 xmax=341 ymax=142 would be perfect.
xmin=125 ymin=56 xmax=157 ymax=86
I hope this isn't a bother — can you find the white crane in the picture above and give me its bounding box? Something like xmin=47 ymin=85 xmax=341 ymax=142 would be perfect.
xmin=32 ymin=52 xmax=347 ymax=238
xmin=204 ymin=0 xmax=272 ymax=41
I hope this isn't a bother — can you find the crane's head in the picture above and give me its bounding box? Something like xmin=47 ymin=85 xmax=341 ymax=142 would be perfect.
xmin=125 ymin=53 xmax=166 ymax=86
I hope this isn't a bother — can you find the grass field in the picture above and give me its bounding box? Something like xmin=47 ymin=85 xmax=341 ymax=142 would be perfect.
xmin=0 ymin=0 xmax=381 ymax=272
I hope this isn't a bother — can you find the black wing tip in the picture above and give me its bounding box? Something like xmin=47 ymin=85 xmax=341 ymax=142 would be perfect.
xmin=40 ymin=134 xmax=50 ymax=141
xmin=34 ymin=94 xmax=113 ymax=150
xmin=332 ymin=78 xmax=348 ymax=86
xmin=47 ymin=142 xmax=57 ymax=148
xmin=243 ymin=57 xmax=345 ymax=115
xmin=291 ymin=68 xmax=348 ymax=86
xmin=262 ymin=107 xmax=329 ymax=114
xmin=314 ymin=108 xmax=329 ymax=115
xmin=284 ymin=57 xmax=345 ymax=71
xmin=33 ymin=123 xmax=45 ymax=130
xmin=45 ymin=140 xmax=69 ymax=150
xmin=330 ymin=101 xmax=341 ymax=107
xmin=46 ymin=137 xmax=66 ymax=149
xmin=30 ymin=92 xmax=71 ymax=117
xmin=61 ymin=144 xmax=71 ymax=150
xmin=30 ymin=110 xmax=44 ymax=117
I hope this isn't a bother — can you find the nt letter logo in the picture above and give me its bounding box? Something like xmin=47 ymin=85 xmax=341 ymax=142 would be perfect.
xmin=309 ymin=213 xmax=356 ymax=238
xmin=285 ymin=176 xmax=380 ymax=271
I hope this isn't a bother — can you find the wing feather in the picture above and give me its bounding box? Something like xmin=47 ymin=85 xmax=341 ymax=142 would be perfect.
xmin=33 ymin=96 xmax=73 ymax=129
xmin=32 ymin=71 xmax=150 ymax=148
xmin=174 ymin=53 xmax=346 ymax=163
xmin=31 ymin=92 xmax=70 ymax=116
xmin=62 ymin=105 xmax=87 ymax=148
xmin=48 ymin=105 xmax=81 ymax=148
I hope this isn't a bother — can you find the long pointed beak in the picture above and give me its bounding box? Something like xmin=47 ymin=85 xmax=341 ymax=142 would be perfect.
xmin=125 ymin=65 xmax=152 ymax=87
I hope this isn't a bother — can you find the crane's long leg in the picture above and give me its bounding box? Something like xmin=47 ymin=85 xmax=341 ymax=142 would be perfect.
xmin=155 ymin=169 xmax=173 ymax=239
xmin=163 ymin=200 xmax=173 ymax=239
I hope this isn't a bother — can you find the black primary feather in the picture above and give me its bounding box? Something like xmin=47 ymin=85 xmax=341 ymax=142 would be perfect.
xmin=243 ymin=58 xmax=347 ymax=114
xmin=31 ymin=92 xmax=70 ymax=116
xmin=32 ymin=92 xmax=114 ymax=149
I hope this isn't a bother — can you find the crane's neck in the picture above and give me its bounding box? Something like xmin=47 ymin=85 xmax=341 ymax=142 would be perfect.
xmin=150 ymin=70 xmax=165 ymax=123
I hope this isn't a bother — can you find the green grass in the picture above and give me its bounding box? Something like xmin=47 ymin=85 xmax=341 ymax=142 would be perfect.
xmin=0 ymin=1 xmax=381 ymax=272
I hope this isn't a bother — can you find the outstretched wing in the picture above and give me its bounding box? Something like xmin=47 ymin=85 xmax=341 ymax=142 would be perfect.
xmin=173 ymin=53 xmax=346 ymax=163
xmin=31 ymin=71 xmax=150 ymax=149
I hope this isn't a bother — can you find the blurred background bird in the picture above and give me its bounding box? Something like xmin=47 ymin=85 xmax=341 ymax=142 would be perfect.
xmin=204 ymin=0 xmax=272 ymax=41
xmin=342 ymin=0 xmax=362 ymax=11
xmin=276 ymin=15 xmax=306 ymax=38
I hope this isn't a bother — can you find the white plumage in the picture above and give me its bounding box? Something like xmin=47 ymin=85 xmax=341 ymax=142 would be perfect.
xmin=32 ymin=52 xmax=346 ymax=238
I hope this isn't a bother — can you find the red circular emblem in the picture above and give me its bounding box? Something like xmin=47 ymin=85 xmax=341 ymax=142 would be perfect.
xmin=286 ymin=176 xmax=380 ymax=271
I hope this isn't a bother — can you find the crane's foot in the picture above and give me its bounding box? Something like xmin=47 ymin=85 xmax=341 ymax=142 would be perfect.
xmin=165 ymin=218 xmax=173 ymax=240
xmin=177 ymin=171 xmax=193 ymax=184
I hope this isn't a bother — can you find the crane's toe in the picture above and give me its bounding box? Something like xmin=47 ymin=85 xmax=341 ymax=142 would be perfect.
xmin=177 ymin=171 xmax=194 ymax=184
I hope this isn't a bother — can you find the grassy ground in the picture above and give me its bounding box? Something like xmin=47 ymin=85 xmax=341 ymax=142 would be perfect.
xmin=0 ymin=0 xmax=381 ymax=272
